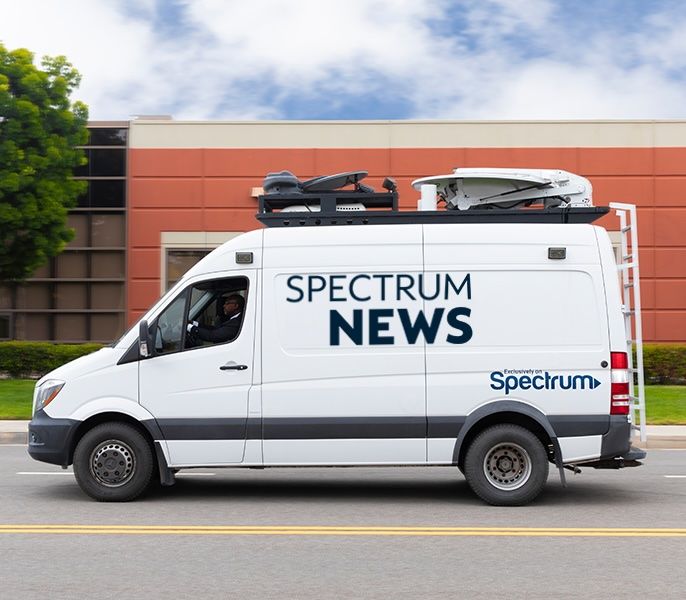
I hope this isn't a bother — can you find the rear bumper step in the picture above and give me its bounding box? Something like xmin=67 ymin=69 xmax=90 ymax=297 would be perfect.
xmin=579 ymin=446 xmax=647 ymax=470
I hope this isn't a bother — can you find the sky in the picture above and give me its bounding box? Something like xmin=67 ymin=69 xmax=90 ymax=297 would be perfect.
xmin=3 ymin=0 xmax=686 ymax=121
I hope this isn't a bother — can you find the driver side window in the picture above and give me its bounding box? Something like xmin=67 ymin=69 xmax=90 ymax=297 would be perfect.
xmin=153 ymin=276 xmax=248 ymax=356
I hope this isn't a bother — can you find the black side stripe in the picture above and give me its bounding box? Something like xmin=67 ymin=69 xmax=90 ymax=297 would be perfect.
xmin=428 ymin=416 xmax=466 ymax=438
xmin=157 ymin=419 xmax=249 ymax=440
xmin=156 ymin=415 xmax=610 ymax=441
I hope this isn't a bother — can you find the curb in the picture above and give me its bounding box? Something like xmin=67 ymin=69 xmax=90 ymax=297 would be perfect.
xmin=634 ymin=438 xmax=686 ymax=450
xmin=0 ymin=432 xmax=26 ymax=444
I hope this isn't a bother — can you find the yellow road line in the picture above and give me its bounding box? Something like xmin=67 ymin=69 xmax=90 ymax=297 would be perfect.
xmin=0 ymin=525 xmax=685 ymax=537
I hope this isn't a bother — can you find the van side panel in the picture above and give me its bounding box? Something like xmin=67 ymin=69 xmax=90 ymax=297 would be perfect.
xmin=593 ymin=226 xmax=627 ymax=352
xmin=422 ymin=224 xmax=611 ymax=464
xmin=558 ymin=435 xmax=602 ymax=463
xmin=261 ymin=226 xmax=427 ymax=464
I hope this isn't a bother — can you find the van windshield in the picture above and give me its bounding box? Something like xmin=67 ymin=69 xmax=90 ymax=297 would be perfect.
xmin=111 ymin=277 xmax=189 ymax=347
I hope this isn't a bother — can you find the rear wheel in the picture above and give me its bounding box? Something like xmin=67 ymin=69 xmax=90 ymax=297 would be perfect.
xmin=464 ymin=424 xmax=548 ymax=506
xmin=73 ymin=422 xmax=154 ymax=502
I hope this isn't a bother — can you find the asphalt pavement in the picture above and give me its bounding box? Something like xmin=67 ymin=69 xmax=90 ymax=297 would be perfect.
xmin=1 ymin=445 xmax=685 ymax=599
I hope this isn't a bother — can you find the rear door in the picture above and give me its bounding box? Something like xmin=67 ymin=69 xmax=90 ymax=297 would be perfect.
xmin=422 ymin=224 xmax=611 ymax=462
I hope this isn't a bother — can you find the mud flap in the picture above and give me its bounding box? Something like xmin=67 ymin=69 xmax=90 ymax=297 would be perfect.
xmin=154 ymin=441 xmax=176 ymax=486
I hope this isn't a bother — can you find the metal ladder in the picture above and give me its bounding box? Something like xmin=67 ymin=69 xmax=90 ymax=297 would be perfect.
xmin=609 ymin=203 xmax=647 ymax=442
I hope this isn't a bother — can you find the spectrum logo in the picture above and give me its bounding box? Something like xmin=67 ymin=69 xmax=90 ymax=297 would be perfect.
xmin=490 ymin=371 xmax=602 ymax=395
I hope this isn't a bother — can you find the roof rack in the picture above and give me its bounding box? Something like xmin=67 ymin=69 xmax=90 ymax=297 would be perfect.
xmin=256 ymin=169 xmax=609 ymax=228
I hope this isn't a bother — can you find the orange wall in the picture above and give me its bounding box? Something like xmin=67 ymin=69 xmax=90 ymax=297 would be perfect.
xmin=128 ymin=147 xmax=686 ymax=342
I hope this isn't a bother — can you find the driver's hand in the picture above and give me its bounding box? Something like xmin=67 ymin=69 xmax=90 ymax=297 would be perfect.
xmin=186 ymin=321 xmax=198 ymax=334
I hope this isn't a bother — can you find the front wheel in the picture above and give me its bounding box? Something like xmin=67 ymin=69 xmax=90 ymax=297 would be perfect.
xmin=464 ymin=424 xmax=548 ymax=506
xmin=73 ymin=422 xmax=154 ymax=502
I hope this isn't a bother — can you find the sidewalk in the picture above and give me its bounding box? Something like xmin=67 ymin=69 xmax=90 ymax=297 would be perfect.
xmin=0 ymin=421 xmax=31 ymax=445
xmin=1 ymin=421 xmax=685 ymax=448
xmin=633 ymin=426 xmax=686 ymax=449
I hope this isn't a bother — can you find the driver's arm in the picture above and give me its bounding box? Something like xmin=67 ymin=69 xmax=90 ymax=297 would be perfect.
xmin=195 ymin=319 xmax=240 ymax=344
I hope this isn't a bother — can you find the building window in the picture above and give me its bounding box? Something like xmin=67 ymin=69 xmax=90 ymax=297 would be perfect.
xmin=161 ymin=232 xmax=243 ymax=293
xmin=0 ymin=314 xmax=11 ymax=340
xmin=91 ymin=213 xmax=125 ymax=247
xmin=166 ymin=249 xmax=211 ymax=291
xmin=88 ymin=128 xmax=127 ymax=146
xmin=5 ymin=123 xmax=128 ymax=343
xmin=74 ymin=148 xmax=126 ymax=177
xmin=77 ymin=180 xmax=126 ymax=209
xmin=91 ymin=252 xmax=125 ymax=278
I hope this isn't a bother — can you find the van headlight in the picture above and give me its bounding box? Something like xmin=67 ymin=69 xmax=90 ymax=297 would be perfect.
xmin=34 ymin=380 xmax=65 ymax=414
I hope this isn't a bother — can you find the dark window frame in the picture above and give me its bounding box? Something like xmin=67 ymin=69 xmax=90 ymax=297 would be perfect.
xmin=150 ymin=276 xmax=250 ymax=359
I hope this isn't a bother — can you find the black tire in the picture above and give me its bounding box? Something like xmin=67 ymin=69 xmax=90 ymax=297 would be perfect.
xmin=73 ymin=422 xmax=154 ymax=502
xmin=464 ymin=424 xmax=548 ymax=506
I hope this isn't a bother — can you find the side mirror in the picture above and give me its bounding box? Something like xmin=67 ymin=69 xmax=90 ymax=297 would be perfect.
xmin=139 ymin=320 xmax=154 ymax=358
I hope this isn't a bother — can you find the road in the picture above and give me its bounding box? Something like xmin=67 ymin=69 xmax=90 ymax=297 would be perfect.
xmin=1 ymin=445 xmax=685 ymax=599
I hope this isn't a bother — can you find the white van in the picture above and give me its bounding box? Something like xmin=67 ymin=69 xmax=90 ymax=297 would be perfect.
xmin=28 ymin=169 xmax=646 ymax=505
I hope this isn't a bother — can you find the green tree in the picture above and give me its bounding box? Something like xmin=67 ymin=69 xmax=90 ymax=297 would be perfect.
xmin=0 ymin=43 xmax=89 ymax=281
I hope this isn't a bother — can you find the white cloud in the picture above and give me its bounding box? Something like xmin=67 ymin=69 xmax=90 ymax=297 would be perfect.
xmin=431 ymin=61 xmax=685 ymax=119
xmin=409 ymin=1 xmax=686 ymax=119
xmin=2 ymin=1 xmax=156 ymax=118
xmin=181 ymin=0 xmax=449 ymax=79
xmin=2 ymin=0 xmax=686 ymax=120
xmin=460 ymin=0 xmax=554 ymax=39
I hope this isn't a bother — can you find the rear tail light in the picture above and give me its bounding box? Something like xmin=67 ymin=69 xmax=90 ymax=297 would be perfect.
xmin=610 ymin=351 xmax=631 ymax=415
xmin=611 ymin=352 xmax=628 ymax=369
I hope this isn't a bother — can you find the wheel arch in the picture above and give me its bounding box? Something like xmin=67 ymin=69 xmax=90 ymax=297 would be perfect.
xmin=69 ymin=412 xmax=162 ymax=466
xmin=453 ymin=401 xmax=560 ymax=470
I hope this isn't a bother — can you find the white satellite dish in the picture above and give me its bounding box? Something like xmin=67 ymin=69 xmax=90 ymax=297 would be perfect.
xmin=412 ymin=168 xmax=593 ymax=210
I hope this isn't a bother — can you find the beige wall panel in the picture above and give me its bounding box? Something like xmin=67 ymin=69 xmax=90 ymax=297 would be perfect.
xmin=389 ymin=121 xmax=658 ymax=148
xmin=653 ymin=122 xmax=686 ymax=146
xmin=130 ymin=119 xmax=686 ymax=149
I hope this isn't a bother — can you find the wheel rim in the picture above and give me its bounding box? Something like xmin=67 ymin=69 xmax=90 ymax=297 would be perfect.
xmin=483 ymin=442 xmax=532 ymax=491
xmin=89 ymin=439 xmax=136 ymax=487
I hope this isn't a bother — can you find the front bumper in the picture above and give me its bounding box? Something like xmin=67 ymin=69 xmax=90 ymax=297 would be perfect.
xmin=27 ymin=409 xmax=80 ymax=467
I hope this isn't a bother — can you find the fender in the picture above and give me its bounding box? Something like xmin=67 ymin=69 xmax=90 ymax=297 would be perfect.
xmin=30 ymin=399 xmax=167 ymax=469
xmin=67 ymin=397 xmax=157 ymax=426
xmin=451 ymin=400 xmax=567 ymax=485
xmin=71 ymin=397 xmax=169 ymax=467
xmin=65 ymin=397 xmax=165 ymax=444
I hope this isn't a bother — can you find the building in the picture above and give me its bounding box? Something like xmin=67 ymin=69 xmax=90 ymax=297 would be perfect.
xmin=1 ymin=122 xmax=128 ymax=342
xmin=3 ymin=119 xmax=686 ymax=343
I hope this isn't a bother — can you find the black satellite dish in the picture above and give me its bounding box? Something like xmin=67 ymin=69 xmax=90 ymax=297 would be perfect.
xmin=301 ymin=171 xmax=368 ymax=193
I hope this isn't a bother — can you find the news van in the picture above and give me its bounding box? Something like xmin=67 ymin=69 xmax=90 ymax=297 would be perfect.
xmin=28 ymin=168 xmax=646 ymax=505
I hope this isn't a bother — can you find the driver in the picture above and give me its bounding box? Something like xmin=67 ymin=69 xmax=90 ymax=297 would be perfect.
xmin=187 ymin=293 xmax=244 ymax=344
